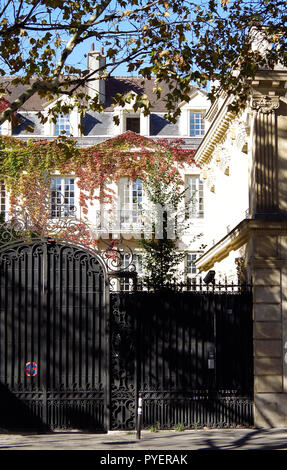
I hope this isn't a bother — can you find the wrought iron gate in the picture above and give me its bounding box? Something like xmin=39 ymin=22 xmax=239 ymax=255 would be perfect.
xmin=0 ymin=240 xmax=253 ymax=431
xmin=110 ymin=289 xmax=253 ymax=430
xmin=0 ymin=239 xmax=109 ymax=431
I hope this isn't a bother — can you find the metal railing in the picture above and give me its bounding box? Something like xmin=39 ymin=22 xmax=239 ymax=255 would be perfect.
xmin=110 ymin=276 xmax=252 ymax=293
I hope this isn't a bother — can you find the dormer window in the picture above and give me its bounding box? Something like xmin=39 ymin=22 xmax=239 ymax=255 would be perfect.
xmin=55 ymin=114 xmax=71 ymax=136
xmin=114 ymin=97 xmax=150 ymax=136
xmin=189 ymin=111 xmax=205 ymax=137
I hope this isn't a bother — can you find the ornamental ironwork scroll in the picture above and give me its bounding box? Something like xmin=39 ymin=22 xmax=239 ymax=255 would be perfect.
xmin=110 ymin=293 xmax=136 ymax=430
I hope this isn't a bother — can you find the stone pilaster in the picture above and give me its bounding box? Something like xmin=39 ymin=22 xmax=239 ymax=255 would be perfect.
xmin=250 ymin=95 xmax=280 ymax=219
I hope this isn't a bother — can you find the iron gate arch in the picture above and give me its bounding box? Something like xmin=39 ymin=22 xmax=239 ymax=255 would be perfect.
xmin=0 ymin=238 xmax=110 ymax=432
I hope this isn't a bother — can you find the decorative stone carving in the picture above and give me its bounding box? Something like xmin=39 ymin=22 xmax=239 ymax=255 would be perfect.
xmin=235 ymin=122 xmax=249 ymax=152
xmin=203 ymin=166 xmax=216 ymax=192
xmin=251 ymin=95 xmax=280 ymax=114
xmin=214 ymin=143 xmax=231 ymax=175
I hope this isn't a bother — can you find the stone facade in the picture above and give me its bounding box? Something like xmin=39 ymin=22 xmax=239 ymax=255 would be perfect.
xmin=195 ymin=67 xmax=287 ymax=427
xmin=250 ymin=233 xmax=287 ymax=426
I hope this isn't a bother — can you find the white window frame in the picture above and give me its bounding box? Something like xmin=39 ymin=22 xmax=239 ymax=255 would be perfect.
xmin=186 ymin=175 xmax=204 ymax=219
xmin=54 ymin=113 xmax=71 ymax=136
xmin=43 ymin=97 xmax=81 ymax=137
xmin=50 ymin=176 xmax=76 ymax=218
xmin=189 ymin=110 xmax=205 ymax=137
xmin=118 ymin=177 xmax=143 ymax=226
xmin=186 ymin=252 xmax=200 ymax=279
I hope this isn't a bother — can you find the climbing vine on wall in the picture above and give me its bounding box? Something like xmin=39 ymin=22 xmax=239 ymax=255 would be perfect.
xmin=0 ymin=131 xmax=199 ymax=250
xmin=0 ymin=131 xmax=198 ymax=211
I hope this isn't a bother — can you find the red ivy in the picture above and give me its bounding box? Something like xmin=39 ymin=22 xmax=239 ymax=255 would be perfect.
xmin=0 ymin=97 xmax=10 ymax=113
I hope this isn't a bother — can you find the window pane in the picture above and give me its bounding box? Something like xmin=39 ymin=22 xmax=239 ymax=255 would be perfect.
xmin=186 ymin=176 xmax=204 ymax=219
xmin=190 ymin=112 xmax=204 ymax=136
xmin=50 ymin=177 xmax=75 ymax=218
xmin=55 ymin=114 xmax=71 ymax=136
xmin=186 ymin=253 xmax=198 ymax=277
xmin=119 ymin=178 xmax=143 ymax=225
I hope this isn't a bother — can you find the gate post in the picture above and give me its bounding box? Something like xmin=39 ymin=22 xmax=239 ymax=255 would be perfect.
xmin=247 ymin=79 xmax=287 ymax=427
xmin=248 ymin=235 xmax=286 ymax=427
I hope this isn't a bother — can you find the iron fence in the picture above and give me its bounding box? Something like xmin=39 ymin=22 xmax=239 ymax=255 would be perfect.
xmin=110 ymin=276 xmax=252 ymax=294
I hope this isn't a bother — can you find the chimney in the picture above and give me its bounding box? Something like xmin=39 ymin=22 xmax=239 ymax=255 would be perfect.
xmin=87 ymin=45 xmax=106 ymax=104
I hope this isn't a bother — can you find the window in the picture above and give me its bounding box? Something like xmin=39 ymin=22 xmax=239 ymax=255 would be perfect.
xmin=55 ymin=114 xmax=70 ymax=136
xmin=126 ymin=116 xmax=140 ymax=133
xmin=186 ymin=253 xmax=198 ymax=278
xmin=0 ymin=180 xmax=5 ymax=214
xmin=186 ymin=176 xmax=204 ymax=219
xmin=190 ymin=111 xmax=205 ymax=137
xmin=119 ymin=177 xmax=143 ymax=225
xmin=120 ymin=253 xmax=143 ymax=291
xmin=50 ymin=177 xmax=75 ymax=218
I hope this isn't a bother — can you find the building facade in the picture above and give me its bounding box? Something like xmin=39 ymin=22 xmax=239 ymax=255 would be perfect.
xmin=1 ymin=43 xmax=287 ymax=427
xmin=193 ymin=59 xmax=287 ymax=426
xmin=0 ymin=49 xmax=212 ymax=286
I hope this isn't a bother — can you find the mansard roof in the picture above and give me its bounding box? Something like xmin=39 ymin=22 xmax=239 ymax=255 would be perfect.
xmin=0 ymin=76 xmax=206 ymax=113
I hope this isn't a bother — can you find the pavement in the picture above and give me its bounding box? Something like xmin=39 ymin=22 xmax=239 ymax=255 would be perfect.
xmin=0 ymin=427 xmax=286 ymax=452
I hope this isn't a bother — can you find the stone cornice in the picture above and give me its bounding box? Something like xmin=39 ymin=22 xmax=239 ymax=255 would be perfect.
xmin=195 ymin=219 xmax=287 ymax=272
xmin=194 ymin=94 xmax=236 ymax=167
xmin=253 ymin=69 xmax=287 ymax=83
xmin=195 ymin=68 xmax=287 ymax=167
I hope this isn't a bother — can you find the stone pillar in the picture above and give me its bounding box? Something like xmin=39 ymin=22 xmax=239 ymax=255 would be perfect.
xmin=248 ymin=85 xmax=287 ymax=426
xmin=250 ymin=95 xmax=280 ymax=219
xmin=249 ymin=234 xmax=284 ymax=426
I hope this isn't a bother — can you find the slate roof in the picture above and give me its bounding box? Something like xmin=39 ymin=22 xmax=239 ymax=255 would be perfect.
xmin=0 ymin=76 xmax=206 ymax=113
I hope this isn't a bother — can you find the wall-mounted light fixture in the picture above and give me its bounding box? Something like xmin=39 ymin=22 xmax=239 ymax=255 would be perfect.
xmin=203 ymin=270 xmax=215 ymax=285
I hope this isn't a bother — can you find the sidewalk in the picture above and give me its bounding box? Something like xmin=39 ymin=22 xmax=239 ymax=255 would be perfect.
xmin=0 ymin=427 xmax=287 ymax=451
